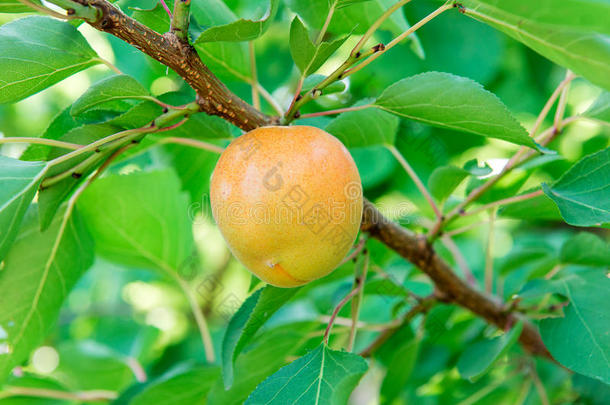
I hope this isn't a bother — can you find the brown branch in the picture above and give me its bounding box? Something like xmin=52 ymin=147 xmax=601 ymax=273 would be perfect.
xmin=360 ymin=199 xmax=554 ymax=361
xmin=83 ymin=0 xmax=274 ymax=131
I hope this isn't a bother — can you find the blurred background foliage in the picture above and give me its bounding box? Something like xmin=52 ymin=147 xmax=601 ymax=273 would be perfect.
xmin=0 ymin=0 xmax=608 ymax=404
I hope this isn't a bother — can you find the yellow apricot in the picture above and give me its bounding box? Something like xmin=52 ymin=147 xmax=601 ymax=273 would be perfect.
xmin=210 ymin=126 xmax=363 ymax=287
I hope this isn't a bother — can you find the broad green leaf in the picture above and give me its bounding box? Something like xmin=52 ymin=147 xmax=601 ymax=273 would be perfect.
xmin=584 ymin=91 xmax=610 ymax=123
xmin=195 ymin=0 xmax=279 ymax=42
xmin=77 ymin=170 xmax=193 ymax=272
xmin=131 ymin=1 xmax=174 ymax=33
xmin=20 ymin=107 xmax=80 ymax=162
xmin=457 ymin=321 xmax=523 ymax=382
xmin=289 ymin=16 xmax=349 ymax=76
xmin=0 ymin=157 xmax=46 ymax=261
xmin=540 ymin=272 xmax=610 ymax=384
xmin=0 ymin=373 xmax=72 ymax=404
xmin=0 ymin=0 xmax=40 ymax=13
xmin=302 ymin=74 xmax=346 ymax=95
xmin=375 ymin=72 xmax=536 ymax=148
xmin=325 ymin=101 xmax=398 ymax=148
xmin=130 ymin=367 xmax=220 ymax=405
xmin=191 ymin=0 xmax=252 ymax=82
xmin=71 ymin=75 xmax=150 ymax=117
xmin=560 ymin=233 xmax=610 ymax=267
xmin=0 ymin=16 xmax=99 ymax=104
xmin=498 ymin=193 xmax=562 ymax=221
xmin=377 ymin=324 xmax=420 ymax=403
xmin=222 ymin=285 xmax=300 ymax=388
xmin=51 ymin=341 xmax=134 ymax=392
xmin=428 ymin=159 xmax=491 ymax=204
xmin=208 ymin=323 xmax=319 ymax=405
xmin=0 ymin=205 xmax=94 ymax=382
xmin=245 ymin=343 xmax=367 ymax=405
xmin=461 ymin=0 xmax=610 ymax=91
xmin=37 ymin=124 xmax=122 ymax=231
xmin=543 ymin=147 xmax=610 ymax=226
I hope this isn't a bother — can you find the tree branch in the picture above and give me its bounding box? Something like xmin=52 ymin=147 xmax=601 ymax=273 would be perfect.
xmin=79 ymin=0 xmax=275 ymax=130
xmin=360 ymin=199 xmax=554 ymax=361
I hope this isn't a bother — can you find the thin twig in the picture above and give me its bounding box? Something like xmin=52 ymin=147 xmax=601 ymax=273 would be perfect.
xmin=323 ymin=286 xmax=362 ymax=345
xmin=348 ymin=251 xmax=369 ymax=352
xmin=249 ymin=42 xmax=261 ymax=110
xmin=530 ymin=363 xmax=550 ymax=405
xmin=484 ymin=208 xmax=496 ymax=294
xmin=441 ymin=235 xmax=476 ymax=286
xmin=297 ymin=104 xmax=371 ymax=119
xmin=0 ymin=137 xmax=82 ymax=150
xmin=0 ymin=387 xmax=117 ymax=402
xmin=159 ymin=0 xmax=172 ymax=19
xmin=94 ymin=57 xmax=123 ymax=74
xmin=254 ymin=82 xmax=284 ymax=115
xmin=159 ymin=137 xmax=225 ymax=154
xmin=336 ymin=237 xmax=367 ymax=268
xmin=463 ymin=189 xmax=544 ymax=218
xmin=387 ymin=145 xmax=442 ymax=219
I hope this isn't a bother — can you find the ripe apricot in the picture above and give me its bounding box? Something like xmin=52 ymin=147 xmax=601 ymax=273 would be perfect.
xmin=210 ymin=126 xmax=363 ymax=287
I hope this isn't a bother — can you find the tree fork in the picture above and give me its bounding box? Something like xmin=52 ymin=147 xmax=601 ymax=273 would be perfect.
xmin=83 ymin=0 xmax=274 ymax=130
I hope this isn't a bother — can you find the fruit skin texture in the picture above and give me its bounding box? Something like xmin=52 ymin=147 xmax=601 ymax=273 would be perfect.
xmin=210 ymin=126 xmax=363 ymax=287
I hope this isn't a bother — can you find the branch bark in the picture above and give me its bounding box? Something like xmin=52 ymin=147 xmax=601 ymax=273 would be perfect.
xmin=360 ymin=199 xmax=553 ymax=360
xmin=84 ymin=0 xmax=275 ymax=131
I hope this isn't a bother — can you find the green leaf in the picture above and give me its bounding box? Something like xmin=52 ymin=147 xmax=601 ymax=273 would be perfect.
xmin=428 ymin=159 xmax=491 ymax=204
xmin=457 ymin=321 xmax=523 ymax=382
xmin=51 ymin=341 xmax=134 ymax=392
xmin=583 ymin=91 xmax=610 ymax=123
xmin=37 ymin=124 xmax=122 ymax=231
xmin=461 ymin=0 xmax=610 ymax=91
xmin=71 ymin=75 xmax=150 ymax=117
xmin=0 ymin=157 xmax=47 ymax=261
xmin=130 ymin=367 xmax=220 ymax=405
xmin=131 ymin=1 xmax=174 ymax=33
xmin=325 ymin=101 xmax=398 ymax=148
xmin=543 ymin=147 xmax=610 ymax=226
xmin=245 ymin=343 xmax=368 ymax=405
xmin=302 ymin=74 xmax=346 ymax=95
xmin=289 ymin=16 xmax=349 ymax=76
xmin=222 ymin=285 xmax=299 ymax=388
xmin=195 ymin=0 xmax=279 ymax=42
xmin=20 ymin=107 xmax=80 ymax=162
xmin=540 ymin=272 xmax=610 ymax=384
xmin=77 ymin=170 xmax=193 ymax=272
xmin=498 ymin=193 xmax=562 ymax=221
xmin=0 ymin=16 xmax=99 ymax=104
xmin=191 ymin=0 xmax=252 ymax=82
xmin=375 ymin=72 xmax=536 ymax=148
xmin=0 ymin=205 xmax=94 ymax=382
xmin=0 ymin=0 xmax=40 ymax=13
xmin=377 ymin=324 xmax=420 ymax=403
xmin=560 ymin=233 xmax=610 ymax=267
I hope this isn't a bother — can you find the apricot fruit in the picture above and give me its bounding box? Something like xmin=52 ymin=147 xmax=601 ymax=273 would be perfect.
xmin=210 ymin=126 xmax=363 ymax=287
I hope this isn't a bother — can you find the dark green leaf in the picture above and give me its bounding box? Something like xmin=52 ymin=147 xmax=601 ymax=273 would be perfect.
xmin=461 ymin=0 xmax=610 ymax=90
xmin=325 ymin=101 xmax=398 ymax=148
xmin=195 ymin=0 xmax=279 ymax=42
xmin=130 ymin=367 xmax=220 ymax=405
xmin=560 ymin=233 xmax=610 ymax=267
xmin=378 ymin=324 xmax=420 ymax=403
xmin=77 ymin=170 xmax=193 ymax=272
xmin=0 ymin=206 xmax=94 ymax=382
xmin=543 ymin=148 xmax=610 ymax=226
xmin=457 ymin=321 xmax=523 ymax=381
xmin=245 ymin=343 xmax=368 ymax=405
xmin=0 ymin=157 xmax=46 ymax=261
xmin=0 ymin=16 xmax=99 ymax=104
xmin=222 ymin=285 xmax=299 ymax=388
xmin=428 ymin=160 xmax=491 ymax=205
xmin=540 ymin=272 xmax=610 ymax=384
xmin=375 ymin=72 xmax=536 ymax=148
xmin=71 ymin=75 xmax=150 ymax=117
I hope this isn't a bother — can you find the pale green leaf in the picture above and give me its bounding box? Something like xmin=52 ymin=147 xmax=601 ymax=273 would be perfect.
xmin=324 ymin=101 xmax=398 ymax=148
xmin=560 ymin=233 xmax=610 ymax=267
xmin=0 ymin=157 xmax=46 ymax=261
xmin=71 ymin=75 xmax=150 ymax=117
xmin=130 ymin=367 xmax=220 ymax=405
xmin=543 ymin=147 xmax=610 ymax=226
xmin=77 ymin=170 xmax=193 ymax=272
xmin=0 ymin=0 xmax=40 ymax=13
xmin=428 ymin=159 xmax=491 ymax=204
xmin=222 ymin=286 xmax=299 ymax=388
xmin=457 ymin=321 xmax=523 ymax=381
xmin=0 ymin=205 xmax=94 ymax=382
xmin=375 ymin=72 xmax=536 ymax=148
xmin=540 ymin=272 xmax=610 ymax=384
xmin=461 ymin=0 xmax=610 ymax=90
xmin=583 ymin=91 xmax=610 ymax=123
xmin=0 ymin=16 xmax=99 ymax=104
xmin=195 ymin=0 xmax=279 ymax=42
